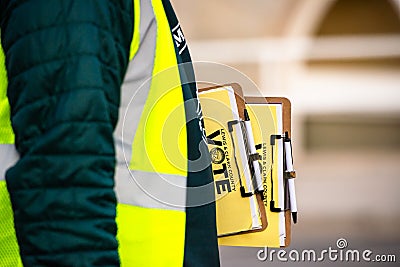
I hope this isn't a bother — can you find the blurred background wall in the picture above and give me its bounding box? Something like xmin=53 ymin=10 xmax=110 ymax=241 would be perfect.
xmin=173 ymin=0 xmax=400 ymax=266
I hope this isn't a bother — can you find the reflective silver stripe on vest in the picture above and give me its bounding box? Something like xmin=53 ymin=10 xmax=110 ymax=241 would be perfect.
xmin=115 ymin=166 xmax=186 ymax=210
xmin=114 ymin=0 xmax=178 ymax=209
xmin=0 ymin=144 xmax=19 ymax=181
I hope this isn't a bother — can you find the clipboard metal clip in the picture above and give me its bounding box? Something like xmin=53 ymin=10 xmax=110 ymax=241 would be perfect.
xmin=269 ymin=132 xmax=297 ymax=214
xmin=269 ymin=133 xmax=285 ymax=213
xmin=270 ymin=201 xmax=282 ymax=212
xmin=271 ymin=133 xmax=296 ymax=179
xmin=227 ymin=119 xmax=253 ymax=198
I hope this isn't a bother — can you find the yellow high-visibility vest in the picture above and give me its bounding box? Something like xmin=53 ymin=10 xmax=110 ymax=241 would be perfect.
xmin=0 ymin=0 xmax=203 ymax=266
xmin=115 ymin=0 xmax=191 ymax=266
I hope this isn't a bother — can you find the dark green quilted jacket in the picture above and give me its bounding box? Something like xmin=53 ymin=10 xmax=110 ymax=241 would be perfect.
xmin=1 ymin=0 xmax=133 ymax=265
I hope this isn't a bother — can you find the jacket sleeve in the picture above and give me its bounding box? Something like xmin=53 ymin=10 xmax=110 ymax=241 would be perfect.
xmin=1 ymin=0 xmax=133 ymax=265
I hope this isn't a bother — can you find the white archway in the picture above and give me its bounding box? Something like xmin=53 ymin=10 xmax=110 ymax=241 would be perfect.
xmin=389 ymin=0 xmax=400 ymax=16
xmin=286 ymin=0 xmax=400 ymax=38
xmin=284 ymin=0 xmax=336 ymax=38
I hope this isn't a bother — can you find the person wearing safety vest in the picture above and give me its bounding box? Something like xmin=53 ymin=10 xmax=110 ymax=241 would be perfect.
xmin=0 ymin=0 xmax=220 ymax=266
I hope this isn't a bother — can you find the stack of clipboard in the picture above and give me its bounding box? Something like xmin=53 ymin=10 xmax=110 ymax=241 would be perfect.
xmin=198 ymin=83 xmax=297 ymax=248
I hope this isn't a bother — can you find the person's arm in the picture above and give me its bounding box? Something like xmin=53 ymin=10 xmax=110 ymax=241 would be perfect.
xmin=1 ymin=1 xmax=133 ymax=265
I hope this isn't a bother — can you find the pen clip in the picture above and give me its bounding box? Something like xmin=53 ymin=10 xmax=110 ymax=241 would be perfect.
xmin=284 ymin=171 xmax=297 ymax=179
xmin=248 ymin=153 xmax=261 ymax=162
